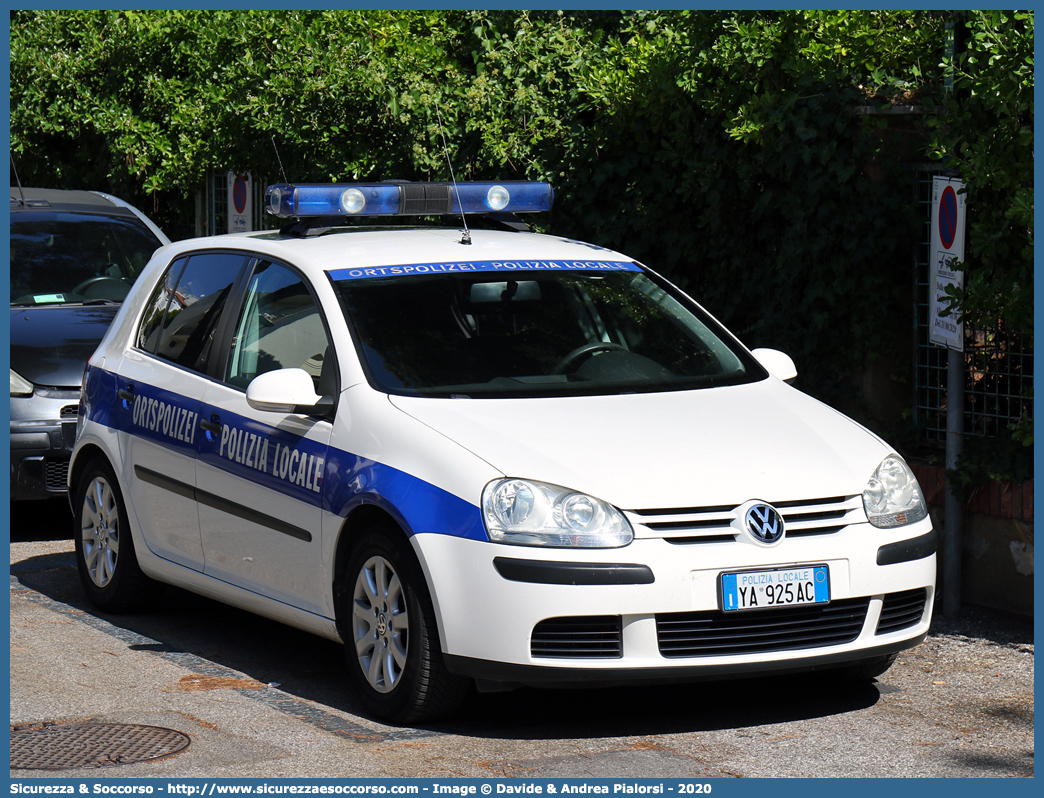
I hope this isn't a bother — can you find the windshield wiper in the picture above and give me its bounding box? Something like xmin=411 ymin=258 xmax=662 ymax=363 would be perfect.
xmin=10 ymin=298 xmax=121 ymax=308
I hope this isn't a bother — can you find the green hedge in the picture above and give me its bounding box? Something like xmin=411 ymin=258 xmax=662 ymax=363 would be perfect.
xmin=11 ymin=10 xmax=1031 ymax=435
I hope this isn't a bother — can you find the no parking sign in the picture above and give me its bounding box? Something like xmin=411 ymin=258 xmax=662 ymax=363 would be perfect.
xmin=227 ymin=172 xmax=252 ymax=234
xmin=929 ymin=176 xmax=966 ymax=350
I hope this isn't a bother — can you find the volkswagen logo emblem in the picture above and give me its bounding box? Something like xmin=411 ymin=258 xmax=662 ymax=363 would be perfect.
xmin=744 ymin=503 xmax=785 ymax=544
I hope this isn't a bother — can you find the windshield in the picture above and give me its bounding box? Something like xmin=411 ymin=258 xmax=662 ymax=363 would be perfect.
xmin=333 ymin=265 xmax=766 ymax=398
xmin=10 ymin=211 xmax=164 ymax=306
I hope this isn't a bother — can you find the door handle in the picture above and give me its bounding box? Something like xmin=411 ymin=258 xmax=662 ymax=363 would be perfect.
xmin=117 ymin=384 xmax=136 ymax=406
xmin=199 ymin=417 xmax=222 ymax=434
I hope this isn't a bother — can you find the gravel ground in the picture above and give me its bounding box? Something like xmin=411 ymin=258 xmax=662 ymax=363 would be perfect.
xmin=9 ymin=500 xmax=1035 ymax=779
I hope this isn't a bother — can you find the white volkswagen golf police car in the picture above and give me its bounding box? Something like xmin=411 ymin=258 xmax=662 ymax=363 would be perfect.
xmin=71 ymin=180 xmax=936 ymax=723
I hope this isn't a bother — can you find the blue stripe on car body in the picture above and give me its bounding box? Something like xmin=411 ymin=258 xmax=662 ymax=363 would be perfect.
xmin=82 ymin=364 xmax=488 ymax=542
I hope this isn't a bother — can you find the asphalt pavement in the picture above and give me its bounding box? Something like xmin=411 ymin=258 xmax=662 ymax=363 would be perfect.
xmin=8 ymin=498 xmax=1035 ymax=780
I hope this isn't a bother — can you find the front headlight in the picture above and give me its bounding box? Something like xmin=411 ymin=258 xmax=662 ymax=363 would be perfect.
xmin=11 ymin=369 xmax=33 ymax=398
xmin=482 ymin=478 xmax=633 ymax=548
xmin=862 ymin=455 xmax=928 ymax=528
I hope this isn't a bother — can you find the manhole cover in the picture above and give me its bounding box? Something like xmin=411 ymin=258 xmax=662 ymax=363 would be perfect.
xmin=10 ymin=723 xmax=191 ymax=770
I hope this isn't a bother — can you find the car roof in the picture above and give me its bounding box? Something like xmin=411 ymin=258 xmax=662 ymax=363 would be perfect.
xmin=10 ymin=186 xmax=135 ymax=216
xmin=161 ymin=226 xmax=635 ymax=274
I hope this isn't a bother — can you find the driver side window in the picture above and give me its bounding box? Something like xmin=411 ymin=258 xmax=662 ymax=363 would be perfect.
xmin=226 ymin=261 xmax=335 ymax=395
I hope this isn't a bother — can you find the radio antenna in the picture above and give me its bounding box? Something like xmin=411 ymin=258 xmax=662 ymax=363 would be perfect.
xmin=271 ymin=137 xmax=289 ymax=184
xmin=434 ymin=102 xmax=471 ymax=245
xmin=10 ymin=153 xmax=26 ymax=207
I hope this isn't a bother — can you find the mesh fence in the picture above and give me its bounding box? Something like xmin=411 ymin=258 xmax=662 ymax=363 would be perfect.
xmin=196 ymin=172 xmax=274 ymax=237
xmin=911 ymin=166 xmax=1033 ymax=443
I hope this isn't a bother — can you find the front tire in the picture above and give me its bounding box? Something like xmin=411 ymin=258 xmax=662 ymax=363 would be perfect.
xmin=344 ymin=526 xmax=468 ymax=723
xmin=73 ymin=456 xmax=161 ymax=613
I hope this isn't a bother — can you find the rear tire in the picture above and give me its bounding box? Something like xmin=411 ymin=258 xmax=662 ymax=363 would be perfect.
xmin=73 ymin=456 xmax=161 ymax=613
xmin=344 ymin=525 xmax=469 ymax=723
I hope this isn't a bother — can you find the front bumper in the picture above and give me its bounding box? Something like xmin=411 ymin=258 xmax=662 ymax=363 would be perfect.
xmin=10 ymin=389 xmax=80 ymax=500
xmin=446 ymin=635 xmax=926 ymax=689
xmin=413 ymin=517 xmax=936 ymax=687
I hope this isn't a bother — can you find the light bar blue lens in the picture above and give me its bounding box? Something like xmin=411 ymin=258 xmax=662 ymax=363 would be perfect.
xmin=264 ymin=182 xmax=553 ymax=218
xmin=450 ymin=182 xmax=553 ymax=215
xmin=265 ymin=184 xmax=401 ymax=217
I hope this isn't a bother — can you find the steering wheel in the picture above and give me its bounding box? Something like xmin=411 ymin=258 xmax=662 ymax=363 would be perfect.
xmin=73 ymin=275 xmax=124 ymax=297
xmin=553 ymin=342 xmax=628 ymax=374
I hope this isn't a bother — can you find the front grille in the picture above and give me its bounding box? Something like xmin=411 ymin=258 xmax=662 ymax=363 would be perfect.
xmin=60 ymin=404 xmax=79 ymax=420
xmin=44 ymin=459 xmax=70 ymax=492
xmin=877 ymin=588 xmax=929 ymax=635
xmin=531 ymin=616 xmax=622 ymax=659
xmin=629 ymin=496 xmax=863 ymax=544
xmin=656 ymin=597 xmax=870 ymax=657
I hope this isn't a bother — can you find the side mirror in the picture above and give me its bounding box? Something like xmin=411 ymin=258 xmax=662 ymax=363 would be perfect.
xmin=751 ymin=348 xmax=798 ymax=384
xmin=245 ymin=368 xmax=332 ymax=417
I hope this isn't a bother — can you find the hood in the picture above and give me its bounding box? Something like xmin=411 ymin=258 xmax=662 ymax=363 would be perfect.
xmin=389 ymin=380 xmax=890 ymax=510
xmin=9 ymin=305 xmax=119 ymax=388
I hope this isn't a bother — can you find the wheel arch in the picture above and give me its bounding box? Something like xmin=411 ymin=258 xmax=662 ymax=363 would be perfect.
xmin=70 ymin=443 xmax=163 ymax=612
xmin=68 ymin=443 xmax=112 ymax=513
xmin=332 ymin=501 xmax=427 ymax=643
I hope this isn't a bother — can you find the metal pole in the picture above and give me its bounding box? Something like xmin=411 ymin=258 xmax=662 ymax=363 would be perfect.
xmin=940 ymin=18 xmax=964 ymax=620
xmin=943 ymin=345 xmax=964 ymax=617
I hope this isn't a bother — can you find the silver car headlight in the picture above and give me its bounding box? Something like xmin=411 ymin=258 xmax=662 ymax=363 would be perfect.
xmin=10 ymin=369 xmax=33 ymax=398
xmin=482 ymin=478 xmax=633 ymax=548
xmin=862 ymin=455 xmax=928 ymax=528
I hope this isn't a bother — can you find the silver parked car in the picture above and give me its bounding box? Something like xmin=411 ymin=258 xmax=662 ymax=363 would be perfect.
xmin=10 ymin=186 xmax=170 ymax=500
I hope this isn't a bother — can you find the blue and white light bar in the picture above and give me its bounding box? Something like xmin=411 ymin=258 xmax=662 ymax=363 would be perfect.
xmin=265 ymin=181 xmax=554 ymax=219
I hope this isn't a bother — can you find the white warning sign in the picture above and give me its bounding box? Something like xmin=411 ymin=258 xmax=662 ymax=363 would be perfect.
xmin=929 ymin=177 xmax=966 ymax=350
xmin=227 ymin=172 xmax=252 ymax=234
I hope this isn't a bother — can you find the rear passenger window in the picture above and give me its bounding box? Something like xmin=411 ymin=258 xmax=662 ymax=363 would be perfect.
xmin=137 ymin=257 xmax=187 ymax=352
xmin=136 ymin=253 xmax=246 ymax=374
xmin=226 ymin=261 xmax=334 ymax=393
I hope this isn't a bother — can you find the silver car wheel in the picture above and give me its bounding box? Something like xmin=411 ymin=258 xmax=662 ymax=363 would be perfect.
xmin=352 ymin=555 xmax=409 ymax=694
xmin=80 ymin=475 xmax=121 ymax=588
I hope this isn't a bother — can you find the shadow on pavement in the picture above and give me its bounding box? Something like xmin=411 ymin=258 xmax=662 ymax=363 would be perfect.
xmin=10 ymin=497 xmax=74 ymax=542
xmin=11 ymin=540 xmax=886 ymax=741
xmin=927 ymin=604 xmax=1033 ymax=650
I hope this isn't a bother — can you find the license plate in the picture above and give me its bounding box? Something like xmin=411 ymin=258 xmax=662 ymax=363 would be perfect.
xmin=720 ymin=565 xmax=829 ymax=612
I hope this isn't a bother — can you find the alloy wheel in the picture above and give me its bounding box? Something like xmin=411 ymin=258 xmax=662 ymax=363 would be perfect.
xmin=80 ymin=476 xmax=120 ymax=588
xmin=352 ymin=555 xmax=409 ymax=693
